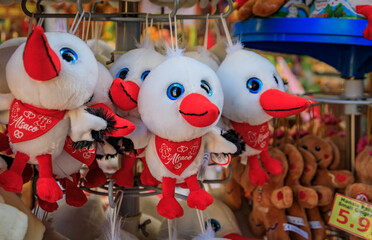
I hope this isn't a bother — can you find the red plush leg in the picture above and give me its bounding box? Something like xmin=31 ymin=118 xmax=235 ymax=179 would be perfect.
xmin=111 ymin=154 xmax=135 ymax=188
xmin=83 ymin=159 xmax=106 ymax=188
xmin=140 ymin=158 xmax=160 ymax=186
xmin=38 ymin=197 xmax=58 ymax=212
xmin=260 ymin=150 xmax=283 ymax=175
xmin=248 ymin=155 xmax=269 ymax=186
xmin=36 ymin=154 xmax=63 ymax=203
xmin=185 ymin=174 xmax=213 ymax=210
xmin=157 ymin=177 xmax=183 ymax=219
xmin=0 ymin=152 xmax=29 ymax=192
xmin=65 ymin=173 xmax=87 ymax=207
xmin=22 ymin=163 xmax=34 ymax=184
xmin=357 ymin=5 xmax=372 ymax=40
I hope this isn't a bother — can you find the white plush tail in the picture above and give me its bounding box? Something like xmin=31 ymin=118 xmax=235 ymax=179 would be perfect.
xmin=102 ymin=194 xmax=124 ymax=240
xmin=193 ymin=223 xmax=215 ymax=240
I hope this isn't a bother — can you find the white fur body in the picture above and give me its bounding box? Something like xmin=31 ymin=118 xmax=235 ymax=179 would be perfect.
xmin=11 ymin=117 xmax=69 ymax=164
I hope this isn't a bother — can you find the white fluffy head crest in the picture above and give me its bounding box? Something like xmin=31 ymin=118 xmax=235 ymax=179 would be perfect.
xmin=166 ymin=46 xmax=185 ymax=59
xmin=226 ymin=42 xmax=244 ymax=56
xmin=135 ymin=38 xmax=155 ymax=50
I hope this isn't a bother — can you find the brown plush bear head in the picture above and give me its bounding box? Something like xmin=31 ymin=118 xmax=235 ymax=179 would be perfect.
xmin=299 ymin=135 xmax=333 ymax=169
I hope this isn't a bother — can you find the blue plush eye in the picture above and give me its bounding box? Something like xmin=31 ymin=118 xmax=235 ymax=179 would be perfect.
xmin=60 ymin=48 xmax=77 ymax=63
xmin=167 ymin=83 xmax=185 ymax=100
xmin=201 ymin=80 xmax=212 ymax=96
xmin=141 ymin=71 xmax=150 ymax=81
xmin=205 ymin=219 xmax=221 ymax=232
xmin=116 ymin=68 xmax=129 ymax=80
xmin=246 ymin=78 xmax=263 ymax=94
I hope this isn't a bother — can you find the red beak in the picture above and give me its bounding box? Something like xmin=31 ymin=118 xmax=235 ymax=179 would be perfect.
xmin=109 ymin=78 xmax=140 ymax=111
xmin=91 ymin=103 xmax=135 ymax=137
xmin=179 ymin=93 xmax=220 ymax=128
xmin=23 ymin=26 xmax=61 ymax=81
xmin=224 ymin=233 xmax=260 ymax=240
xmin=259 ymin=89 xmax=310 ymax=118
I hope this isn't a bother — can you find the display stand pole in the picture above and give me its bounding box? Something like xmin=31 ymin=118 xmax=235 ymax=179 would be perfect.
xmin=115 ymin=0 xmax=141 ymax=236
xmin=344 ymin=78 xmax=364 ymax=173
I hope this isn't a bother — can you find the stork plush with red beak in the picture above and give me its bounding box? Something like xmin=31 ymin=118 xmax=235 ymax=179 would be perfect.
xmin=217 ymin=46 xmax=310 ymax=186
xmin=137 ymin=52 xmax=238 ymax=219
xmin=109 ymin=44 xmax=165 ymax=188
xmin=0 ymin=26 xmax=110 ymax=204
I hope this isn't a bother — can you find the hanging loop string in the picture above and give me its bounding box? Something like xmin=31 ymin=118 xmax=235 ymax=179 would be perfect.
xmin=174 ymin=15 xmax=178 ymax=50
xmin=168 ymin=13 xmax=174 ymax=50
xmin=220 ymin=13 xmax=233 ymax=47
xmin=204 ymin=13 xmax=210 ymax=50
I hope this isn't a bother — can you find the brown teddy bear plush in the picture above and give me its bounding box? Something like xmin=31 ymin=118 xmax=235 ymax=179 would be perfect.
xmin=300 ymin=147 xmax=334 ymax=240
xmin=237 ymin=0 xmax=285 ymax=21
xmin=345 ymin=145 xmax=372 ymax=240
xmin=299 ymin=135 xmax=355 ymax=223
xmin=248 ymin=147 xmax=293 ymax=240
xmin=282 ymin=143 xmax=318 ymax=240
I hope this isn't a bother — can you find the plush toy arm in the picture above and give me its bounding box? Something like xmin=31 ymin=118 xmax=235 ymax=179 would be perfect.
xmin=293 ymin=185 xmax=318 ymax=209
xmin=124 ymin=116 xmax=150 ymax=150
xmin=346 ymin=183 xmax=372 ymax=202
xmin=67 ymin=107 xmax=107 ymax=142
xmin=270 ymin=186 xmax=293 ymax=209
xmin=313 ymin=169 xmax=355 ymax=189
xmin=312 ymin=185 xmax=334 ymax=206
xmin=204 ymin=127 xmax=238 ymax=154
xmin=0 ymin=93 xmax=14 ymax=111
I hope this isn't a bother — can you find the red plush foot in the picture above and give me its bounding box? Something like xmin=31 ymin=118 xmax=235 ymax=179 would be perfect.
xmin=249 ymin=167 xmax=269 ymax=186
xmin=140 ymin=168 xmax=160 ymax=186
xmin=157 ymin=197 xmax=184 ymax=219
xmin=262 ymin=157 xmax=283 ymax=175
xmin=83 ymin=167 xmax=106 ymax=188
xmin=38 ymin=198 xmax=58 ymax=212
xmin=22 ymin=164 xmax=33 ymax=184
xmin=111 ymin=168 xmax=134 ymax=188
xmin=0 ymin=170 xmax=23 ymax=193
xmin=187 ymin=189 xmax=213 ymax=210
xmin=66 ymin=187 xmax=87 ymax=207
xmin=37 ymin=177 xmax=63 ymax=203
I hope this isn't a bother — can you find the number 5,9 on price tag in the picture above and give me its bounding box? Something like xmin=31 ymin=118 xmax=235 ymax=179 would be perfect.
xmin=329 ymin=193 xmax=372 ymax=239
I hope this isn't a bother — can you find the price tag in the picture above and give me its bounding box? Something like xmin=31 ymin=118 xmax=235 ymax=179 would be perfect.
xmin=329 ymin=193 xmax=372 ymax=239
xmin=210 ymin=153 xmax=231 ymax=168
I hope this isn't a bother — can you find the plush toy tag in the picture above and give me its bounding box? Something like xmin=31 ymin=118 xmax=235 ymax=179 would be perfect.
xmin=287 ymin=216 xmax=306 ymax=226
xmin=210 ymin=153 xmax=230 ymax=168
xmin=63 ymin=136 xmax=96 ymax=166
xmin=309 ymin=221 xmax=322 ymax=229
xmin=8 ymin=99 xmax=66 ymax=143
xmin=283 ymin=223 xmax=309 ymax=239
xmin=155 ymin=136 xmax=202 ymax=176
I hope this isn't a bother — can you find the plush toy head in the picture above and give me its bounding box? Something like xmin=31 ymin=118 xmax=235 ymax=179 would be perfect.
xmin=6 ymin=26 xmax=98 ymax=110
xmin=299 ymin=135 xmax=333 ymax=169
xmin=109 ymin=47 xmax=165 ymax=112
xmin=217 ymin=48 xmax=309 ymax=125
xmin=138 ymin=55 xmax=223 ymax=141
xmin=184 ymin=47 xmax=220 ymax=72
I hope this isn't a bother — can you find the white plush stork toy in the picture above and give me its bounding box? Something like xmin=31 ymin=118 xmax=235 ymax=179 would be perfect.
xmin=0 ymin=26 xmax=110 ymax=204
xmin=217 ymin=46 xmax=310 ymax=186
xmin=137 ymin=51 xmax=238 ymax=219
xmin=33 ymin=62 xmax=135 ymax=212
xmin=109 ymin=43 xmax=165 ymax=188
